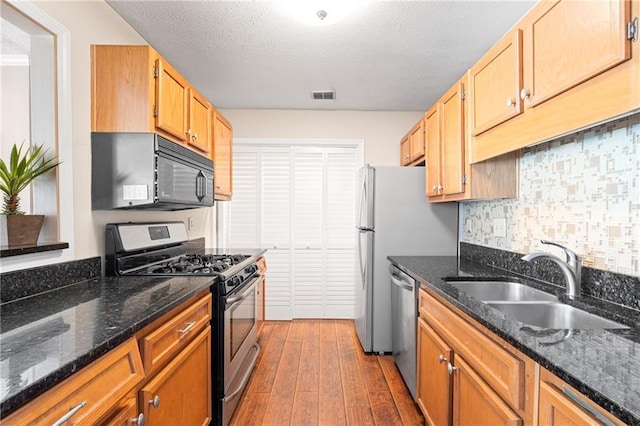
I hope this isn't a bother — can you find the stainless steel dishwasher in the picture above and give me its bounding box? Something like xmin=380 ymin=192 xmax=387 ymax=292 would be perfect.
xmin=390 ymin=263 xmax=418 ymax=399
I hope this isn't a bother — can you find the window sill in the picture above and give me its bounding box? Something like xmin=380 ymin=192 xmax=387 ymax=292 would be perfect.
xmin=0 ymin=242 xmax=69 ymax=258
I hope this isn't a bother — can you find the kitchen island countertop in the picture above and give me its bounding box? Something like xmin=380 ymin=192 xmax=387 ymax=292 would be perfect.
xmin=388 ymin=255 xmax=640 ymax=425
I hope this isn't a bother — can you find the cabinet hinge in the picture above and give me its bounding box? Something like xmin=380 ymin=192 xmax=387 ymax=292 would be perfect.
xmin=628 ymin=17 xmax=638 ymax=42
xmin=153 ymin=105 xmax=158 ymax=117
xmin=152 ymin=66 xmax=158 ymax=78
xmin=462 ymin=175 xmax=467 ymax=185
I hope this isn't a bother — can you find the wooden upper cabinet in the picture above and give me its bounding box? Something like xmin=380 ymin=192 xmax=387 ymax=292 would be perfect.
xmin=470 ymin=28 xmax=524 ymax=136
xmin=91 ymin=45 xmax=218 ymax=160
xmin=409 ymin=119 xmax=425 ymax=161
xmin=441 ymin=81 xmax=465 ymax=196
xmin=187 ymin=88 xmax=212 ymax=154
xmin=400 ymin=134 xmax=411 ymax=165
xmin=213 ymin=109 xmax=233 ymax=200
xmin=523 ymin=0 xmax=631 ymax=108
xmin=424 ymin=105 xmax=441 ymax=197
xmin=472 ymin=0 xmax=638 ymax=163
xmin=155 ymin=58 xmax=189 ymax=142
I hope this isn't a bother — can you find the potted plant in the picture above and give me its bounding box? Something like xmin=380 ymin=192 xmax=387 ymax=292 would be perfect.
xmin=0 ymin=142 xmax=60 ymax=246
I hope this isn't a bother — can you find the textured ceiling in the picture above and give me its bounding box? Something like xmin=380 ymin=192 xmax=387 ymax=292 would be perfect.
xmin=107 ymin=1 xmax=536 ymax=111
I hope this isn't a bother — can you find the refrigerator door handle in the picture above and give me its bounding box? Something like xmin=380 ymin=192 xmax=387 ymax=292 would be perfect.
xmin=357 ymin=167 xmax=369 ymax=229
xmin=358 ymin=230 xmax=366 ymax=290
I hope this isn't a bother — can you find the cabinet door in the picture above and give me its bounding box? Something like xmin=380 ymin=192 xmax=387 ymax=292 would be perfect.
xmin=441 ymin=81 xmax=465 ymax=196
xmin=213 ymin=110 xmax=233 ymax=200
xmin=187 ymin=89 xmax=212 ymax=154
xmin=452 ymin=356 xmax=522 ymax=426
xmin=470 ymin=29 xmax=523 ymax=135
xmin=140 ymin=327 xmax=212 ymax=426
xmin=409 ymin=120 xmax=425 ymax=161
xmin=417 ymin=317 xmax=453 ymax=426
xmin=400 ymin=135 xmax=411 ymax=165
xmin=425 ymin=106 xmax=441 ymax=197
xmin=524 ymin=0 xmax=631 ymax=108
xmin=155 ymin=58 xmax=189 ymax=142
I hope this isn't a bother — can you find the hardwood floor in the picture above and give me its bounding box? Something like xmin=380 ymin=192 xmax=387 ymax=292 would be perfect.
xmin=230 ymin=320 xmax=425 ymax=426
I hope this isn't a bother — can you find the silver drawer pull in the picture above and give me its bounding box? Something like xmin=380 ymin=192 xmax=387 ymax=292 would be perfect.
xmin=52 ymin=400 xmax=87 ymax=426
xmin=177 ymin=321 xmax=197 ymax=335
xmin=149 ymin=395 xmax=160 ymax=408
xmin=132 ymin=413 xmax=145 ymax=425
xmin=561 ymin=387 xmax=615 ymax=426
xmin=438 ymin=354 xmax=447 ymax=364
xmin=447 ymin=363 xmax=457 ymax=376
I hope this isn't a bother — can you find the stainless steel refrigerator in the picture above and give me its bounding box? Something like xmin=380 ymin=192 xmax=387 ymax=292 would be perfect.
xmin=354 ymin=165 xmax=458 ymax=355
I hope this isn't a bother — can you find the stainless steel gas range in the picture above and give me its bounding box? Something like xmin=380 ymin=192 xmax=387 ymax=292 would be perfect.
xmin=105 ymin=222 xmax=263 ymax=425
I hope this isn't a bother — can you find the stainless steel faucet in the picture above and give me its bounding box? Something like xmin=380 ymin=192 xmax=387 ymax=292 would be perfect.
xmin=521 ymin=240 xmax=582 ymax=298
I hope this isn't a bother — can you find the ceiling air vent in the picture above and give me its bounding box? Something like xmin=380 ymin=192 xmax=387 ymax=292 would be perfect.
xmin=312 ymin=91 xmax=336 ymax=100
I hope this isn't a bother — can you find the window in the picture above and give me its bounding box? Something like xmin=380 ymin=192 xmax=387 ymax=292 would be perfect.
xmin=0 ymin=0 xmax=74 ymax=267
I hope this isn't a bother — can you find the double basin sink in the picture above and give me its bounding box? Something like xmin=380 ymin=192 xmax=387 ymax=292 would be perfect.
xmin=446 ymin=279 xmax=628 ymax=330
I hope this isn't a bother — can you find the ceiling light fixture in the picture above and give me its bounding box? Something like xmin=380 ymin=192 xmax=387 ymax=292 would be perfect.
xmin=281 ymin=0 xmax=358 ymax=26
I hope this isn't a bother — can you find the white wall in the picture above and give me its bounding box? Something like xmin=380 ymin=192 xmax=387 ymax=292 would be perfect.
xmin=30 ymin=0 xmax=215 ymax=262
xmin=220 ymin=109 xmax=423 ymax=166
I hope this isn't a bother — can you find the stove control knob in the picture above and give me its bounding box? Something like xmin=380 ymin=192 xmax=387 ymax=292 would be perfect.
xmin=230 ymin=276 xmax=241 ymax=286
xmin=245 ymin=265 xmax=257 ymax=274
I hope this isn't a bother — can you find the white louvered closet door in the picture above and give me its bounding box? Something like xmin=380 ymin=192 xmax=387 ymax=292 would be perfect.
xmin=225 ymin=142 xmax=360 ymax=320
xmin=293 ymin=148 xmax=324 ymax=318
xmin=324 ymin=148 xmax=357 ymax=318
xmin=261 ymin=148 xmax=292 ymax=320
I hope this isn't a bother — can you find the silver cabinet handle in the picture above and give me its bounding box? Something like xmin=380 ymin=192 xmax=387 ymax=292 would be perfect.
xmin=520 ymin=89 xmax=530 ymax=100
xmin=506 ymin=98 xmax=515 ymax=107
xmin=177 ymin=321 xmax=197 ymax=335
xmin=438 ymin=355 xmax=447 ymax=363
xmin=561 ymin=387 xmax=615 ymax=426
xmin=52 ymin=401 xmax=87 ymax=426
xmin=132 ymin=413 xmax=145 ymax=426
xmin=149 ymin=395 xmax=160 ymax=409
xmin=447 ymin=363 xmax=457 ymax=375
xmin=186 ymin=129 xmax=192 ymax=135
xmin=192 ymin=133 xmax=198 ymax=141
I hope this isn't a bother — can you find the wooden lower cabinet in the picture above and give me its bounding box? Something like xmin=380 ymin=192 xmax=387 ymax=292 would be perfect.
xmin=2 ymin=338 xmax=145 ymax=425
xmin=417 ymin=286 xmax=627 ymax=425
xmin=417 ymin=317 xmax=453 ymax=426
xmin=538 ymin=368 xmax=625 ymax=426
xmin=453 ymin=356 xmax=522 ymax=426
xmin=103 ymin=397 xmax=142 ymax=425
xmin=140 ymin=326 xmax=212 ymax=426
xmin=417 ymin=287 xmax=533 ymax=425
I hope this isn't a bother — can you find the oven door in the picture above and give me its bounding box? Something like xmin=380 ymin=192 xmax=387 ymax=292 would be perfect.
xmin=224 ymin=275 xmax=260 ymax=391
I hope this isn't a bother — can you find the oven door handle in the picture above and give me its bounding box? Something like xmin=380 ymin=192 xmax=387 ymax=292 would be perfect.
xmin=223 ymin=342 xmax=260 ymax=403
xmin=225 ymin=276 xmax=260 ymax=309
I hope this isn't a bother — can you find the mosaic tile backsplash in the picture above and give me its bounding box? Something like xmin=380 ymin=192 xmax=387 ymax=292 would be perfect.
xmin=461 ymin=113 xmax=640 ymax=276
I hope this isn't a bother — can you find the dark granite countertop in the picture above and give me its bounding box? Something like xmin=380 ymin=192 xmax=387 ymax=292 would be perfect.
xmin=0 ymin=274 xmax=215 ymax=417
xmin=388 ymin=256 xmax=640 ymax=425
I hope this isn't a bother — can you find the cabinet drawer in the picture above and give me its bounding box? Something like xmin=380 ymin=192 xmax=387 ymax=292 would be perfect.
xmin=3 ymin=338 xmax=144 ymax=426
xmin=419 ymin=288 xmax=527 ymax=412
xmin=140 ymin=293 xmax=212 ymax=375
xmin=103 ymin=397 xmax=141 ymax=425
xmin=538 ymin=368 xmax=625 ymax=426
xmin=257 ymin=256 xmax=267 ymax=275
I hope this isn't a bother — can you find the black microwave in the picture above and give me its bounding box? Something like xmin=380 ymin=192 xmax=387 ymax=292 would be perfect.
xmin=91 ymin=132 xmax=214 ymax=210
